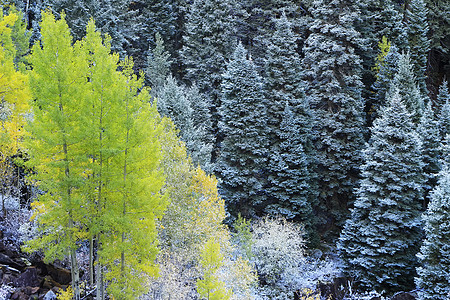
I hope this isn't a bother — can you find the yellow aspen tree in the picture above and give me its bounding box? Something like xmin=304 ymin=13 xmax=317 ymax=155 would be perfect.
xmin=23 ymin=11 xmax=88 ymax=300
xmin=0 ymin=9 xmax=30 ymax=218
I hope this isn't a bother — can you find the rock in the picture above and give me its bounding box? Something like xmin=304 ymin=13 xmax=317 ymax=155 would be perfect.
xmin=0 ymin=253 xmax=16 ymax=266
xmin=15 ymin=267 xmax=40 ymax=287
xmin=47 ymin=264 xmax=71 ymax=285
xmin=391 ymin=292 xmax=417 ymax=300
xmin=43 ymin=290 xmax=57 ymax=300
xmin=42 ymin=275 xmax=62 ymax=290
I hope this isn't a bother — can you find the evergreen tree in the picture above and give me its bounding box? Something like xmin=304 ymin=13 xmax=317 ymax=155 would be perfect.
xmin=387 ymin=52 xmax=424 ymax=123
xmin=157 ymin=75 xmax=194 ymax=148
xmin=339 ymin=89 xmax=424 ymax=293
xmin=146 ymin=32 xmax=172 ymax=97
xmin=181 ymin=0 xmax=238 ymax=153
xmin=437 ymin=80 xmax=450 ymax=140
xmin=263 ymin=13 xmax=316 ymax=232
xmin=302 ymin=0 xmax=366 ymax=232
xmin=181 ymin=0 xmax=237 ymax=99
xmin=370 ymin=41 xmax=400 ymax=125
xmin=237 ymin=0 xmax=303 ymax=69
xmin=216 ymin=42 xmax=269 ymax=219
xmin=415 ymin=168 xmax=450 ymax=300
xmin=424 ymin=0 xmax=450 ymax=55
xmin=418 ymin=102 xmax=441 ymax=207
xmin=43 ymin=0 xmax=140 ymax=59
xmin=137 ymin=0 xmax=179 ymax=62
xmin=264 ymin=103 xmax=315 ymax=240
xmin=406 ymin=0 xmax=430 ymax=97
xmin=185 ymin=84 xmax=214 ymax=172
xmin=157 ymin=75 xmax=213 ymax=172
xmin=356 ymin=0 xmax=407 ymax=98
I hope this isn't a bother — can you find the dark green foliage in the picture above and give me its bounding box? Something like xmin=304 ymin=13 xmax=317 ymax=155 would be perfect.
xmin=43 ymin=0 xmax=140 ymax=59
xmin=236 ymin=0 xmax=304 ymax=69
xmin=418 ymin=102 xmax=441 ymax=206
xmin=181 ymin=0 xmax=238 ymax=99
xmin=437 ymin=80 xmax=450 ymax=140
xmin=263 ymin=13 xmax=316 ymax=236
xmin=302 ymin=0 xmax=366 ymax=232
xmin=406 ymin=0 xmax=430 ymax=96
xmin=339 ymin=90 xmax=424 ymax=293
xmin=416 ymin=168 xmax=450 ymax=300
xmin=265 ymin=103 xmax=316 ymax=242
xmin=216 ymin=42 xmax=269 ymax=219
xmin=370 ymin=44 xmax=401 ymax=125
xmin=356 ymin=0 xmax=407 ymax=98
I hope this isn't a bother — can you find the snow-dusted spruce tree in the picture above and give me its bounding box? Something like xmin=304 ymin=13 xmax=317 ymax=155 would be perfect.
xmin=370 ymin=41 xmax=400 ymax=125
xmin=424 ymin=0 xmax=450 ymax=54
xmin=302 ymin=0 xmax=366 ymax=231
xmin=418 ymin=102 xmax=441 ymax=205
xmin=216 ymin=42 xmax=269 ymax=220
xmin=437 ymin=80 xmax=450 ymax=140
xmin=263 ymin=13 xmax=316 ymax=230
xmin=387 ymin=52 xmax=424 ymax=123
xmin=237 ymin=0 xmax=301 ymax=69
xmin=339 ymin=89 xmax=424 ymax=293
xmin=138 ymin=0 xmax=178 ymax=58
xmin=181 ymin=0 xmax=237 ymax=100
xmin=185 ymin=84 xmax=214 ymax=173
xmin=43 ymin=0 xmax=139 ymax=58
xmin=356 ymin=0 xmax=406 ymax=97
xmin=415 ymin=166 xmax=450 ymax=300
xmin=265 ymin=103 xmax=315 ymax=241
xmin=406 ymin=0 xmax=430 ymax=97
xmin=146 ymin=32 xmax=172 ymax=98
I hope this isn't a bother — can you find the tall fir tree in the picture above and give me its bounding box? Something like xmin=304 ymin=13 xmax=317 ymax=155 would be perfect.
xmin=263 ymin=13 xmax=316 ymax=231
xmin=181 ymin=0 xmax=238 ymax=157
xmin=185 ymin=84 xmax=214 ymax=173
xmin=406 ymin=0 xmax=430 ymax=97
xmin=415 ymin=167 xmax=450 ymax=300
xmin=237 ymin=0 xmax=303 ymax=69
xmin=216 ymin=42 xmax=269 ymax=220
xmin=43 ymin=0 xmax=141 ymax=60
xmin=418 ymin=102 xmax=441 ymax=207
xmin=387 ymin=52 xmax=424 ymax=123
xmin=181 ymin=0 xmax=237 ymax=99
xmin=338 ymin=89 xmax=424 ymax=293
xmin=265 ymin=103 xmax=316 ymax=242
xmin=302 ymin=0 xmax=366 ymax=233
xmin=356 ymin=0 xmax=407 ymax=98
xmin=146 ymin=32 xmax=172 ymax=98
xmin=370 ymin=41 xmax=400 ymax=125
xmin=157 ymin=75 xmax=213 ymax=172
xmin=437 ymin=80 xmax=450 ymax=140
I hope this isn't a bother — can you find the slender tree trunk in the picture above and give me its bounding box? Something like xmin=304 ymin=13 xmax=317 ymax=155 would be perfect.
xmin=89 ymin=236 xmax=94 ymax=286
xmin=61 ymin=96 xmax=81 ymax=300
xmin=95 ymin=234 xmax=105 ymax=300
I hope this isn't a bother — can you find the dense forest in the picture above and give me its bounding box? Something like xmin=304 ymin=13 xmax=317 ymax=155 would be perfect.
xmin=0 ymin=0 xmax=450 ymax=299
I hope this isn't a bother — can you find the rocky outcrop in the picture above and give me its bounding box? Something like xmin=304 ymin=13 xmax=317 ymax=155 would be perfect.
xmin=0 ymin=237 xmax=72 ymax=300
